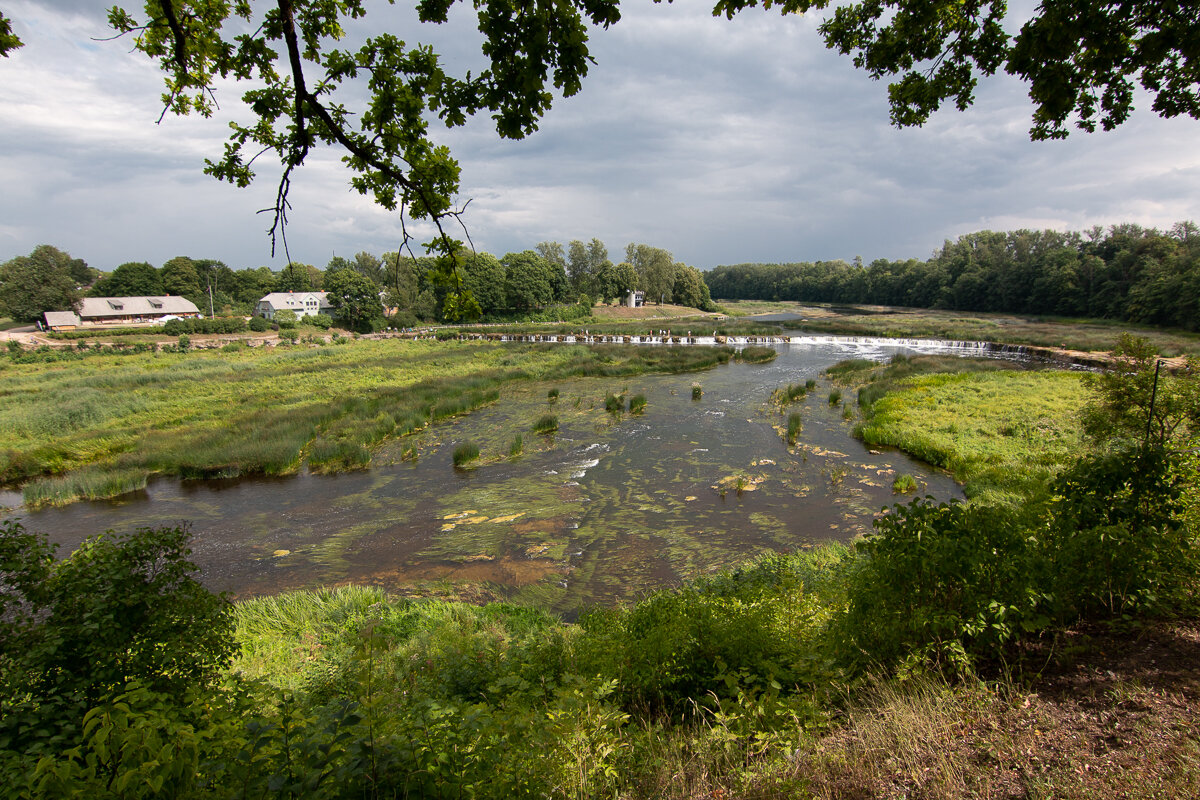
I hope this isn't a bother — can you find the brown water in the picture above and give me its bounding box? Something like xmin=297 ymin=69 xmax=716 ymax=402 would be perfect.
xmin=7 ymin=338 xmax=981 ymax=613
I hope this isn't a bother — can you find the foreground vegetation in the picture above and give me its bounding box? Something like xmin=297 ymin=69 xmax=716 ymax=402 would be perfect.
xmin=1 ymin=339 xmax=1198 ymax=797
xmin=0 ymin=340 xmax=735 ymax=506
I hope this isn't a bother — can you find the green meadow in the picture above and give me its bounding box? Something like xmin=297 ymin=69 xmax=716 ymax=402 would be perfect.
xmin=828 ymin=355 xmax=1090 ymax=504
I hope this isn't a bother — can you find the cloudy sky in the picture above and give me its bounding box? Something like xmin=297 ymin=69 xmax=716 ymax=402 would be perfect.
xmin=2 ymin=1 xmax=1198 ymax=274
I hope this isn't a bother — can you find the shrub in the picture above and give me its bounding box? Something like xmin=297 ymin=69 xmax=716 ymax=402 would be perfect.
xmin=1043 ymin=446 xmax=1199 ymax=620
xmin=177 ymin=333 xmax=190 ymax=350
xmin=274 ymin=309 xmax=298 ymax=329
xmin=249 ymin=315 xmax=269 ymax=332
xmin=279 ymin=329 xmax=299 ymax=343
xmin=388 ymin=310 xmax=420 ymax=329
xmin=308 ymin=314 xmax=334 ymax=330
xmin=837 ymin=498 xmax=1047 ymax=676
xmin=453 ymin=441 xmax=480 ymax=467
xmin=0 ymin=522 xmax=234 ymax=751
xmin=532 ymin=414 xmax=558 ymax=434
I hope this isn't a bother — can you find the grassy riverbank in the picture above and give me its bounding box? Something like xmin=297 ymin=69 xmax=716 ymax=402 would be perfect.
xmin=826 ymin=355 xmax=1090 ymax=504
xmin=0 ymin=339 xmax=735 ymax=506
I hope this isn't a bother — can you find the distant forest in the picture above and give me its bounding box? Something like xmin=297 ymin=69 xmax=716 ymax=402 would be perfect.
xmin=705 ymin=223 xmax=1200 ymax=330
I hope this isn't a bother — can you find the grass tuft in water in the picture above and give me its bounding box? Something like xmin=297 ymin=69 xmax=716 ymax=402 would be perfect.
xmin=692 ymin=383 xmax=703 ymax=401
xmin=629 ymin=394 xmax=647 ymax=414
xmin=452 ymin=441 xmax=480 ymax=467
xmin=532 ymin=414 xmax=558 ymax=434
xmin=509 ymin=434 xmax=523 ymax=457
xmin=787 ymin=412 xmax=802 ymax=445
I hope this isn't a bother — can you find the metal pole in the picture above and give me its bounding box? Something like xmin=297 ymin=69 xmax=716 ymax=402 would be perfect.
xmin=1144 ymin=359 xmax=1162 ymax=449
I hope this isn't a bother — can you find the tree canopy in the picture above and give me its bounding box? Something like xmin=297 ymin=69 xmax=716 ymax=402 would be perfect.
xmin=0 ymin=245 xmax=85 ymax=323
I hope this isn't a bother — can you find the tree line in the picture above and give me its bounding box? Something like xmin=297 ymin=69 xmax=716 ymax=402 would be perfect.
xmin=705 ymin=222 xmax=1200 ymax=330
xmin=0 ymin=238 xmax=714 ymax=328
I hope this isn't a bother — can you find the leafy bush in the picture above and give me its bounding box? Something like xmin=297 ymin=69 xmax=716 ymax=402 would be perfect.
xmin=249 ymin=315 xmax=269 ymax=331
xmin=1043 ymin=446 xmax=1199 ymax=619
xmin=274 ymin=309 xmax=298 ymax=329
xmin=837 ymin=498 xmax=1048 ymax=676
xmin=307 ymin=313 xmax=334 ymax=330
xmin=0 ymin=522 xmax=234 ymax=753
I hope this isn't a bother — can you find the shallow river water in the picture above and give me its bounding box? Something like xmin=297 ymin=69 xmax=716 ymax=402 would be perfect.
xmin=9 ymin=336 xmax=994 ymax=612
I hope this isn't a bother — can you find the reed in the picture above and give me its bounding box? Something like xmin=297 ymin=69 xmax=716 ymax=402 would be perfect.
xmin=787 ymin=412 xmax=802 ymax=445
xmin=22 ymin=466 xmax=149 ymax=507
xmin=453 ymin=441 xmax=480 ymax=467
xmin=532 ymin=414 xmax=558 ymax=434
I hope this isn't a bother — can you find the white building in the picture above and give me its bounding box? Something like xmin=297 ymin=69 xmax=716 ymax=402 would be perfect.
xmin=255 ymin=291 xmax=334 ymax=320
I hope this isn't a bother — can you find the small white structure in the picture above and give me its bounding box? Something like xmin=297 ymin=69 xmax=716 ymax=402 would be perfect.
xmin=626 ymin=290 xmax=645 ymax=308
xmin=44 ymin=296 xmax=202 ymax=330
xmin=255 ymin=291 xmax=334 ymax=320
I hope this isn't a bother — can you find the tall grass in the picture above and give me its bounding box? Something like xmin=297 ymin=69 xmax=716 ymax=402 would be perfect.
xmin=453 ymin=441 xmax=480 ymax=467
xmin=22 ymin=466 xmax=149 ymax=507
xmin=787 ymin=412 xmax=802 ymax=445
xmin=532 ymin=414 xmax=559 ymax=434
xmin=1 ymin=340 xmax=739 ymax=503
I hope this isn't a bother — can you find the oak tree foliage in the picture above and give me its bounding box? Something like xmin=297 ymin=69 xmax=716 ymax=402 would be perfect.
xmin=713 ymin=0 xmax=1199 ymax=139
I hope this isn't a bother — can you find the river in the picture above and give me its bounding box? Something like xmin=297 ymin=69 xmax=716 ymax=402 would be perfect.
xmin=7 ymin=336 xmax=998 ymax=612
